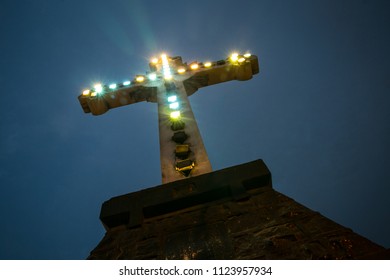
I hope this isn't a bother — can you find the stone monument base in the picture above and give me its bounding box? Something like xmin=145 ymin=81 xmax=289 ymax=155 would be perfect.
xmin=88 ymin=159 xmax=389 ymax=259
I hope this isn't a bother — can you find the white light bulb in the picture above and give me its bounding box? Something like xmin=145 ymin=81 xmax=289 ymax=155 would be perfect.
xmin=167 ymin=95 xmax=177 ymax=102
xmin=148 ymin=73 xmax=157 ymax=81
xmin=169 ymin=102 xmax=179 ymax=109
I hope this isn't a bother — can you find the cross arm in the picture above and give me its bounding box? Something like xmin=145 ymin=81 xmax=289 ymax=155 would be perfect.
xmin=78 ymin=84 xmax=157 ymax=116
xmin=77 ymin=52 xmax=259 ymax=116
xmin=183 ymin=54 xmax=259 ymax=96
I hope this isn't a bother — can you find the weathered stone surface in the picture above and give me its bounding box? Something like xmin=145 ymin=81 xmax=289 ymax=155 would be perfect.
xmin=88 ymin=160 xmax=389 ymax=259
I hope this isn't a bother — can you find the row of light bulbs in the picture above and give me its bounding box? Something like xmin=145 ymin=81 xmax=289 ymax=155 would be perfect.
xmin=81 ymin=52 xmax=252 ymax=97
xmin=167 ymin=94 xmax=181 ymax=120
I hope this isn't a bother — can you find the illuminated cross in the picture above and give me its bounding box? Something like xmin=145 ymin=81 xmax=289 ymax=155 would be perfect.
xmin=78 ymin=52 xmax=259 ymax=184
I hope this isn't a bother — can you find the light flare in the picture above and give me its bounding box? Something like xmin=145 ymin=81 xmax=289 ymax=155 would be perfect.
xmin=161 ymin=53 xmax=172 ymax=80
xmin=94 ymin=83 xmax=103 ymax=93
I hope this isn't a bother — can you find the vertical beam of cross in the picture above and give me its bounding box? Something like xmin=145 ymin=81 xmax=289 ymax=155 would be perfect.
xmin=153 ymin=54 xmax=212 ymax=183
xmin=78 ymin=52 xmax=259 ymax=184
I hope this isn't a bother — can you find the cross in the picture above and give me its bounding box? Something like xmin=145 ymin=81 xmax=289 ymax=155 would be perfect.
xmin=78 ymin=52 xmax=259 ymax=184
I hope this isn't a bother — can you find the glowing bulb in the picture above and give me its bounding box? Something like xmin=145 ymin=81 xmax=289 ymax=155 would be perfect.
xmin=136 ymin=76 xmax=145 ymax=82
xmin=177 ymin=68 xmax=186 ymax=74
xmin=151 ymin=57 xmax=158 ymax=64
xmin=94 ymin=83 xmax=103 ymax=93
xmin=230 ymin=53 xmax=239 ymax=62
xmin=109 ymin=83 xmax=117 ymax=89
xmin=148 ymin=73 xmax=157 ymax=81
xmin=238 ymin=57 xmax=245 ymax=63
xmin=82 ymin=89 xmax=90 ymax=96
xmin=170 ymin=111 xmax=181 ymax=119
xmin=204 ymin=62 xmax=212 ymax=67
xmin=169 ymin=102 xmax=179 ymax=109
xmin=167 ymin=95 xmax=177 ymax=102
xmin=91 ymin=91 xmax=97 ymax=97
xmin=244 ymin=53 xmax=251 ymax=58
xmin=123 ymin=81 xmax=131 ymax=86
xmin=190 ymin=63 xmax=199 ymax=70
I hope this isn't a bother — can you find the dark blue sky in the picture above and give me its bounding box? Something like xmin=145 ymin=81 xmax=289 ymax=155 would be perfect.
xmin=1 ymin=0 xmax=389 ymax=259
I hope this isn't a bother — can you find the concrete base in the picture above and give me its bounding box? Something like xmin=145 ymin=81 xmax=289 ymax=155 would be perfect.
xmin=88 ymin=159 xmax=389 ymax=259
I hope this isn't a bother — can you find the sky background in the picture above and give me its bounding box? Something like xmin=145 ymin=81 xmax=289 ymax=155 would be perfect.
xmin=0 ymin=0 xmax=389 ymax=259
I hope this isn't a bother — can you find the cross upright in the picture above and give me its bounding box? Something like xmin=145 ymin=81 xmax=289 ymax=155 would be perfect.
xmin=78 ymin=52 xmax=259 ymax=184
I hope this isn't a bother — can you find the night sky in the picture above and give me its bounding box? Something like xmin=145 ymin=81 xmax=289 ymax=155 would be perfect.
xmin=1 ymin=0 xmax=389 ymax=259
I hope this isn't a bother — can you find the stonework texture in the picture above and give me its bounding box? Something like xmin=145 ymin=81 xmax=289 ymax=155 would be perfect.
xmin=88 ymin=160 xmax=389 ymax=260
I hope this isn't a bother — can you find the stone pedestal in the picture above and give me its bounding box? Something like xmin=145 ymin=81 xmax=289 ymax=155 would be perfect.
xmin=88 ymin=159 xmax=389 ymax=259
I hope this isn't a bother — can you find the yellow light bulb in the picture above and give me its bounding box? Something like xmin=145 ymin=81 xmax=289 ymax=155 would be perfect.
xmin=177 ymin=68 xmax=186 ymax=74
xmin=82 ymin=89 xmax=90 ymax=96
xmin=244 ymin=53 xmax=251 ymax=58
xmin=170 ymin=111 xmax=181 ymax=119
xmin=204 ymin=62 xmax=212 ymax=67
xmin=190 ymin=63 xmax=199 ymax=70
xmin=91 ymin=91 xmax=97 ymax=97
xmin=151 ymin=57 xmax=158 ymax=64
xmin=230 ymin=53 xmax=239 ymax=62
xmin=136 ymin=76 xmax=145 ymax=82
xmin=238 ymin=57 xmax=245 ymax=63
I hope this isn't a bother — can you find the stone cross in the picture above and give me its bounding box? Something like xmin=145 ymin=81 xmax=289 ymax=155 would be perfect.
xmin=78 ymin=52 xmax=259 ymax=184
